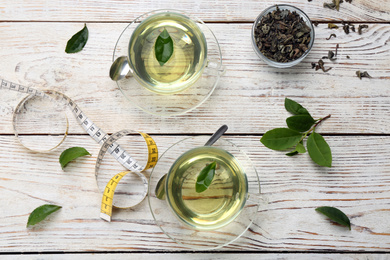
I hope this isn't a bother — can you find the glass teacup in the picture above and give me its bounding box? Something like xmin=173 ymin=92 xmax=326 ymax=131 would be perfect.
xmin=112 ymin=10 xmax=225 ymax=116
xmin=148 ymin=136 xmax=266 ymax=249
xmin=128 ymin=11 xmax=208 ymax=94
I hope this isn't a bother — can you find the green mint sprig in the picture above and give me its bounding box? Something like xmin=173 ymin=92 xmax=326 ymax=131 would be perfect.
xmin=260 ymin=98 xmax=332 ymax=167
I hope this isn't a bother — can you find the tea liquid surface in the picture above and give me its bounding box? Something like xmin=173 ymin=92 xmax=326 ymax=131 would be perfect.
xmin=129 ymin=12 xmax=207 ymax=94
xmin=166 ymin=146 xmax=248 ymax=230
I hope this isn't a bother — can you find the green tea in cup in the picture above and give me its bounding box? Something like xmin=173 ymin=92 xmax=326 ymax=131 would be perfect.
xmin=165 ymin=146 xmax=248 ymax=230
xmin=128 ymin=11 xmax=208 ymax=94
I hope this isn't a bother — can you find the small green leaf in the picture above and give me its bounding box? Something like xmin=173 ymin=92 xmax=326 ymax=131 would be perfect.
xmin=27 ymin=204 xmax=62 ymax=227
xmin=316 ymin=206 xmax=351 ymax=230
xmin=295 ymin=142 xmax=306 ymax=153
xmin=286 ymin=114 xmax=316 ymax=132
xmin=285 ymin=98 xmax=310 ymax=115
xmin=261 ymin=128 xmax=303 ymax=151
xmin=286 ymin=151 xmax=299 ymax=156
xmin=155 ymin=28 xmax=174 ymax=66
xmin=196 ymin=161 xmax=217 ymax=193
xmin=59 ymin=147 xmax=91 ymax=169
xmin=307 ymin=132 xmax=332 ymax=167
xmin=155 ymin=174 xmax=167 ymax=200
xmin=285 ymin=142 xmax=306 ymax=156
xmin=65 ymin=24 xmax=89 ymax=53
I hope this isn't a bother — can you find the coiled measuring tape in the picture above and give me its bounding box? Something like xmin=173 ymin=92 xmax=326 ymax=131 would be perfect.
xmin=1 ymin=78 xmax=158 ymax=222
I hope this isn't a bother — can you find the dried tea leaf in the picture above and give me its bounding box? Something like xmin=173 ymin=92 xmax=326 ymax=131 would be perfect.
xmin=326 ymin=33 xmax=337 ymax=40
xmin=356 ymin=70 xmax=372 ymax=79
xmin=358 ymin=24 xmax=368 ymax=35
xmin=328 ymin=23 xmax=339 ymax=29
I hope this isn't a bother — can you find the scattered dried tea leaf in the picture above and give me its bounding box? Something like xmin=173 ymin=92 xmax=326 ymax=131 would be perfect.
xmin=328 ymin=23 xmax=339 ymax=29
xmin=358 ymin=24 xmax=368 ymax=35
xmin=313 ymin=59 xmax=332 ymax=72
xmin=324 ymin=0 xmax=343 ymax=11
xmin=346 ymin=55 xmax=350 ymax=59
xmin=356 ymin=70 xmax=372 ymax=79
xmin=326 ymin=33 xmax=337 ymax=40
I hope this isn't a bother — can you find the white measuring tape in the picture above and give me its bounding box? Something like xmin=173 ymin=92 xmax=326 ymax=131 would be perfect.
xmin=1 ymin=79 xmax=158 ymax=222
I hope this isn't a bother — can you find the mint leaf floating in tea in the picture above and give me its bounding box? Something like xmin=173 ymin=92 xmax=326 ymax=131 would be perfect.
xmin=261 ymin=98 xmax=332 ymax=167
xmin=65 ymin=24 xmax=88 ymax=53
xmin=155 ymin=28 xmax=174 ymax=66
xmin=196 ymin=161 xmax=217 ymax=193
xmin=27 ymin=204 xmax=62 ymax=227
xmin=59 ymin=147 xmax=91 ymax=169
xmin=316 ymin=206 xmax=351 ymax=230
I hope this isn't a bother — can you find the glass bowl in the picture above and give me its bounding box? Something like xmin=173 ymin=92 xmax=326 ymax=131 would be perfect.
xmin=148 ymin=135 xmax=265 ymax=250
xmin=251 ymin=4 xmax=315 ymax=68
xmin=113 ymin=9 xmax=225 ymax=117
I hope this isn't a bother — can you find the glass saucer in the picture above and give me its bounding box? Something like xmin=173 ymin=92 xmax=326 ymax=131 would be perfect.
xmin=113 ymin=10 xmax=224 ymax=117
xmin=148 ymin=136 xmax=262 ymax=250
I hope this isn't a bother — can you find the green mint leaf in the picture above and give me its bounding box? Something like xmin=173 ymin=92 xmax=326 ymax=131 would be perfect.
xmin=155 ymin=28 xmax=174 ymax=66
xmin=316 ymin=206 xmax=351 ymax=230
xmin=286 ymin=141 xmax=306 ymax=156
xmin=27 ymin=204 xmax=62 ymax=227
xmin=196 ymin=161 xmax=217 ymax=193
xmin=307 ymin=132 xmax=332 ymax=167
xmin=155 ymin=174 xmax=167 ymax=200
xmin=295 ymin=142 xmax=306 ymax=153
xmin=59 ymin=147 xmax=91 ymax=169
xmin=285 ymin=98 xmax=310 ymax=115
xmin=65 ymin=24 xmax=88 ymax=53
xmin=286 ymin=114 xmax=316 ymax=132
xmin=261 ymin=128 xmax=303 ymax=150
xmin=286 ymin=151 xmax=299 ymax=156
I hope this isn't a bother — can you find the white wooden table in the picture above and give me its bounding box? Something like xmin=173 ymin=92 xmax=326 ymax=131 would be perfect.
xmin=1 ymin=0 xmax=389 ymax=258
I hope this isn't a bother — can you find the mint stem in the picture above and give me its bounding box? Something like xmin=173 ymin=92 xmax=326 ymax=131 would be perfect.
xmin=299 ymin=114 xmax=331 ymax=142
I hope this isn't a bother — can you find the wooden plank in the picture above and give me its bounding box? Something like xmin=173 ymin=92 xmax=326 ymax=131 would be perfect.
xmin=1 ymin=0 xmax=389 ymax=22
xmin=0 ymin=135 xmax=389 ymax=252
xmin=2 ymin=253 xmax=389 ymax=259
xmin=0 ymin=23 xmax=389 ymax=134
